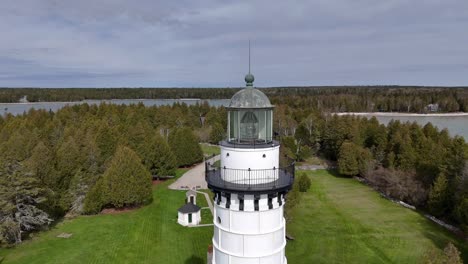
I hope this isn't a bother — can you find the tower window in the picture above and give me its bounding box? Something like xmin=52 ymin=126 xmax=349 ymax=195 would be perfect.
xmin=240 ymin=111 xmax=258 ymax=140
xmin=217 ymin=216 xmax=221 ymax=224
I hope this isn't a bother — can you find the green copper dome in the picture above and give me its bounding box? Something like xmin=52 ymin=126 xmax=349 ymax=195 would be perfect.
xmin=228 ymin=74 xmax=273 ymax=109
xmin=228 ymin=88 xmax=272 ymax=108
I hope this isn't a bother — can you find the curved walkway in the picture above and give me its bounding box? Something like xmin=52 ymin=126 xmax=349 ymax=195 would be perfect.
xmin=168 ymin=155 xmax=219 ymax=190
xmin=195 ymin=190 xmax=213 ymax=214
xmin=169 ymin=155 xmax=219 ymax=214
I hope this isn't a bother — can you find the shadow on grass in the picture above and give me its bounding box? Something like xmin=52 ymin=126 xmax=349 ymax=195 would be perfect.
xmin=325 ymin=169 xmax=352 ymax=179
xmin=422 ymin=229 xmax=468 ymax=263
xmin=185 ymin=255 xmax=204 ymax=264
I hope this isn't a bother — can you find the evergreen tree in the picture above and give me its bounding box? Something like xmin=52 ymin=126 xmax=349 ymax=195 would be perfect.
xmin=209 ymin=123 xmax=225 ymax=144
xmin=284 ymin=180 xmax=301 ymax=221
xmin=0 ymin=160 xmax=51 ymax=245
xmin=95 ymin=123 xmax=118 ymax=165
xmin=297 ymin=173 xmax=311 ymax=192
xmin=338 ymin=142 xmax=360 ymax=176
xmin=169 ymin=127 xmax=203 ymax=167
xmin=25 ymin=141 xmax=55 ymax=186
xmin=83 ymin=179 xmax=105 ymax=214
xmin=101 ymin=146 xmax=152 ymax=208
xmin=142 ymin=135 xmax=177 ymax=177
xmin=428 ymin=172 xmax=449 ymax=217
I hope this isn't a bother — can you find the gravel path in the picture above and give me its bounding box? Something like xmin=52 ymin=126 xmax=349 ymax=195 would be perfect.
xmin=168 ymin=155 xmax=219 ymax=190
xmin=196 ymin=190 xmax=213 ymax=214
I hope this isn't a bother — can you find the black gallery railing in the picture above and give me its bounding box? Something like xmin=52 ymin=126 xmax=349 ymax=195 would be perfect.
xmin=205 ymin=162 xmax=295 ymax=192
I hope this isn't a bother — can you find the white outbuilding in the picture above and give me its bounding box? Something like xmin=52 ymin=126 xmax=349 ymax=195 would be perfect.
xmin=186 ymin=189 xmax=197 ymax=204
xmin=177 ymin=203 xmax=201 ymax=226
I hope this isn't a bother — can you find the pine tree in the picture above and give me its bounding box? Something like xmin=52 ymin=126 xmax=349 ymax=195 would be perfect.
xmin=297 ymin=173 xmax=311 ymax=192
xmin=83 ymin=178 xmax=106 ymax=214
xmin=101 ymin=146 xmax=152 ymax=208
xmin=428 ymin=172 xmax=449 ymax=217
xmin=142 ymin=135 xmax=177 ymax=177
xmin=209 ymin=123 xmax=225 ymax=144
xmin=95 ymin=123 xmax=118 ymax=165
xmin=25 ymin=141 xmax=55 ymax=186
xmin=169 ymin=127 xmax=203 ymax=167
xmin=338 ymin=142 xmax=360 ymax=176
xmin=0 ymin=160 xmax=51 ymax=244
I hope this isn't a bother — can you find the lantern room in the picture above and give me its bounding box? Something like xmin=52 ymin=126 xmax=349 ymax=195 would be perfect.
xmin=227 ymin=74 xmax=274 ymax=144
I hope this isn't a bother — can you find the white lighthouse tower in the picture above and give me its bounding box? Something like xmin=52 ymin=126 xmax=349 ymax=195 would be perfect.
xmin=206 ymin=64 xmax=295 ymax=264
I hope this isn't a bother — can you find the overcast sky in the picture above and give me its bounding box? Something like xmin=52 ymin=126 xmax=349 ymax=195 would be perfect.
xmin=1 ymin=0 xmax=468 ymax=87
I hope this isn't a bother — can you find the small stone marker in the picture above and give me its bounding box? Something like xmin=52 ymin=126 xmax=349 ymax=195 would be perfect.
xmin=57 ymin=233 xmax=73 ymax=238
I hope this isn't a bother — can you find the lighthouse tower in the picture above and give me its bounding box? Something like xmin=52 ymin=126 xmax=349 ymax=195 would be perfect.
xmin=206 ymin=68 xmax=295 ymax=264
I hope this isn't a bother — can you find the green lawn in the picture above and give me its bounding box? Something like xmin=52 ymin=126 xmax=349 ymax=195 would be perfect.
xmin=1 ymin=169 xmax=466 ymax=264
xmin=286 ymin=170 xmax=468 ymax=263
xmin=199 ymin=143 xmax=220 ymax=157
xmin=0 ymin=169 xmax=213 ymax=264
xmin=295 ymin=155 xmax=325 ymax=166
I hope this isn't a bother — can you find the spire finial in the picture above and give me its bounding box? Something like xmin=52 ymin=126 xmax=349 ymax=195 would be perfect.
xmin=248 ymin=40 xmax=251 ymax=74
xmin=245 ymin=40 xmax=254 ymax=87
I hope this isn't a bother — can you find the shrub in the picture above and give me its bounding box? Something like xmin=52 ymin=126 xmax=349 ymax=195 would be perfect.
xmin=338 ymin=141 xmax=373 ymax=177
xmin=83 ymin=179 xmax=105 ymax=214
xmin=297 ymin=173 xmax=311 ymax=192
xmin=285 ymin=181 xmax=302 ymax=221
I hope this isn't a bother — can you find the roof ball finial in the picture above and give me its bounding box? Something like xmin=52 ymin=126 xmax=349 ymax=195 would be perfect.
xmin=245 ymin=73 xmax=254 ymax=86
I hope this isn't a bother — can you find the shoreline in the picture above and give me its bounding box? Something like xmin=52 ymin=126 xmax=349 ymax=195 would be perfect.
xmin=334 ymin=112 xmax=468 ymax=117
xmin=0 ymin=98 xmax=226 ymax=105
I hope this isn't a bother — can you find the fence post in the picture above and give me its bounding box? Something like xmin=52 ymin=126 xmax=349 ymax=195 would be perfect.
xmin=223 ymin=166 xmax=226 ymax=188
xmin=273 ymin=167 xmax=276 ymax=188
xmin=248 ymin=168 xmax=251 ymax=189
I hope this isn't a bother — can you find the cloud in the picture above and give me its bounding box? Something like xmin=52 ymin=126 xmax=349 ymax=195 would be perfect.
xmin=0 ymin=0 xmax=467 ymax=87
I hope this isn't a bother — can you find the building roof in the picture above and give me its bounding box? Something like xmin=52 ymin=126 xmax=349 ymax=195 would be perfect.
xmin=178 ymin=203 xmax=201 ymax=214
xmin=228 ymin=72 xmax=273 ymax=109
xmin=186 ymin=190 xmax=196 ymax=197
xmin=228 ymin=87 xmax=273 ymax=109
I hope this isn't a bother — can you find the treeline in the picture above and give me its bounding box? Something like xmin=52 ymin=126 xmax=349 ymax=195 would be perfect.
xmin=1 ymin=86 xmax=468 ymax=112
xmin=280 ymin=112 xmax=468 ymax=232
xmin=1 ymin=96 xmax=467 ymax=246
xmin=0 ymin=102 xmax=220 ymax=245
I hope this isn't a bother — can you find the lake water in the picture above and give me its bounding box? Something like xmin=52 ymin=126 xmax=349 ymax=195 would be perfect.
xmin=346 ymin=113 xmax=468 ymax=140
xmin=0 ymin=99 xmax=231 ymax=116
xmin=1 ymin=100 xmax=467 ymax=140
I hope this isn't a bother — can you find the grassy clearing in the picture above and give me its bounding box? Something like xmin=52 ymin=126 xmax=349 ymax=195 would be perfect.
xmin=199 ymin=143 xmax=220 ymax=157
xmin=286 ymin=170 xmax=468 ymax=263
xmin=0 ymin=169 xmax=212 ymax=264
xmin=2 ymin=169 xmax=466 ymax=264
xmin=295 ymin=155 xmax=325 ymax=166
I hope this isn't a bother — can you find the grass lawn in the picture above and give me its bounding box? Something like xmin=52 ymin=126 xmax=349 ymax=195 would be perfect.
xmin=1 ymin=169 xmax=466 ymax=263
xmin=295 ymin=155 xmax=325 ymax=166
xmin=0 ymin=169 xmax=213 ymax=264
xmin=286 ymin=170 xmax=468 ymax=263
xmin=199 ymin=143 xmax=220 ymax=157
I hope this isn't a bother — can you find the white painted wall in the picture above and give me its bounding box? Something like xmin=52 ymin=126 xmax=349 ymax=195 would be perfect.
xmin=177 ymin=210 xmax=201 ymax=226
xmin=220 ymin=145 xmax=280 ymax=184
xmin=221 ymin=145 xmax=279 ymax=170
xmin=212 ymin=198 xmax=287 ymax=263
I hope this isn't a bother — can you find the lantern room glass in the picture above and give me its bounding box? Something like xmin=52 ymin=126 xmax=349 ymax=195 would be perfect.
xmin=228 ymin=109 xmax=272 ymax=143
